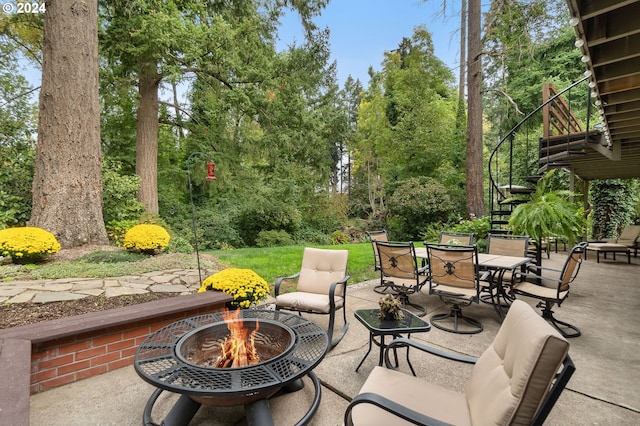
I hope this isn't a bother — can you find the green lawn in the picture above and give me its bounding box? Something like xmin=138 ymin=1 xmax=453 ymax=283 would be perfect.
xmin=208 ymin=243 xmax=378 ymax=285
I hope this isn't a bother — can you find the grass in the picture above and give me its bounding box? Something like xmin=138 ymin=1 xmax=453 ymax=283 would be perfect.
xmin=210 ymin=243 xmax=378 ymax=285
xmin=0 ymin=243 xmax=379 ymax=286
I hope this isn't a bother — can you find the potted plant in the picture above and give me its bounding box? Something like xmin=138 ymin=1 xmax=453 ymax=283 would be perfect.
xmin=378 ymin=294 xmax=405 ymax=321
xmin=507 ymin=170 xmax=585 ymax=266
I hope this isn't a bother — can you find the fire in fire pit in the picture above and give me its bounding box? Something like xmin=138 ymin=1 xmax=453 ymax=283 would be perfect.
xmin=135 ymin=309 xmax=328 ymax=426
xmin=177 ymin=309 xmax=294 ymax=370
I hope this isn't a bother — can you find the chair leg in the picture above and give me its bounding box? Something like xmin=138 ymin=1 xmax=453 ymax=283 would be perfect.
xmin=538 ymin=302 xmax=581 ymax=338
xmin=327 ymin=308 xmax=350 ymax=349
xmin=397 ymin=292 xmax=426 ymax=317
xmin=430 ymin=304 xmax=482 ymax=334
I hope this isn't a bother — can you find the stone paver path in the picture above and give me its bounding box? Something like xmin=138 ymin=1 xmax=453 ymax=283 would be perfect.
xmin=0 ymin=269 xmax=212 ymax=304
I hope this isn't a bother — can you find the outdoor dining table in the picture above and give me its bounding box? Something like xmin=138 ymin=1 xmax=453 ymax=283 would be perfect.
xmin=414 ymin=248 xmax=533 ymax=319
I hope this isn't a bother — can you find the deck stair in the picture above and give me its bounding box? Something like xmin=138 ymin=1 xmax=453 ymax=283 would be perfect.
xmin=488 ymin=78 xmax=599 ymax=237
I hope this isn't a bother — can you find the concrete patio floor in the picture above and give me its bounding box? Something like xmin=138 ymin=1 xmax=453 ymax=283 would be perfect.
xmin=30 ymin=250 xmax=640 ymax=425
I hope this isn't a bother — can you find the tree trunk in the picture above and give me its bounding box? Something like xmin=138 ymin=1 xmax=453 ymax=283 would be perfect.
xmin=465 ymin=0 xmax=485 ymax=218
xmin=136 ymin=59 xmax=160 ymax=213
xmin=459 ymin=0 xmax=467 ymax=102
xmin=29 ymin=0 xmax=108 ymax=248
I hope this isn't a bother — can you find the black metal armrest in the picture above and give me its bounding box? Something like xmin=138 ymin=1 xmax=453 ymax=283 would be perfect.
xmin=273 ymin=272 xmax=300 ymax=296
xmin=513 ymin=270 xmax=562 ymax=286
xmin=344 ymin=392 xmax=454 ymax=426
xmin=384 ymin=337 xmax=477 ymax=368
xmin=328 ymin=275 xmax=351 ymax=300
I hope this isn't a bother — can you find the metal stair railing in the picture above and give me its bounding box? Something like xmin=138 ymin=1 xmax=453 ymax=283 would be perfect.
xmin=488 ymin=76 xmax=592 ymax=233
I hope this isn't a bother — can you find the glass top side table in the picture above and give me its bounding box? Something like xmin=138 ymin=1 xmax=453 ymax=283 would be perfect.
xmin=354 ymin=308 xmax=431 ymax=375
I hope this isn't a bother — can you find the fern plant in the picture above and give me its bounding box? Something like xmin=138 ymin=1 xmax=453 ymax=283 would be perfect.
xmin=507 ymin=170 xmax=585 ymax=264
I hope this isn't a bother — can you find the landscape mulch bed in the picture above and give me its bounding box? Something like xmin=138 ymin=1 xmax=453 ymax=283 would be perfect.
xmin=0 ymin=292 xmax=181 ymax=329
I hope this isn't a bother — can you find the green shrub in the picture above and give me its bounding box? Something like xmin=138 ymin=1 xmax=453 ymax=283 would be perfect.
xmin=123 ymin=224 xmax=171 ymax=254
xmin=255 ymin=230 xmax=294 ymax=247
xmin=166 ymin=234 xmax=194 ymax=253
xmin=237 ymin=199 xmax=301 ymax=246
xmin=0 ymin=226 xmax=61 ymax=263
xmin=102 ymin=161 xmax=145 ymax=224
xmin=329 ymin=230 xmax=350 ymax=245
xmin=388 ymin=177 xmax=454 ymax=239
xmin=293 ymin=227 xmax=330 ymax=245
xmin=106 ymin=219 xmax=139 ymax=246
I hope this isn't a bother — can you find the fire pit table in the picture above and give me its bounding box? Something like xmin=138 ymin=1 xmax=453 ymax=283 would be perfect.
xmin=134 ymin=309 xmax=329 ymax=426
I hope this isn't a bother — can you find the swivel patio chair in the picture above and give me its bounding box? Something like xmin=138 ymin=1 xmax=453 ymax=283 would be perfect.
xmin=481 ymin=234 xmax=530 ymax=307
xmin=274 ymin=247 xmax=350 ymax=349
xmin=511 ymin=242 xmax=588 ymax=338
xmin=375 ymin=241 xmax=429 ymax=317
xmin=344 ymin=299 xmax=575 ymax=426
xmin=438 ymin=231 xmax=474 ymax=245
xmin=366 ymin=230 xmax=393 ymax=294
xmin=427 ymin=244 xmax=489 ymax=334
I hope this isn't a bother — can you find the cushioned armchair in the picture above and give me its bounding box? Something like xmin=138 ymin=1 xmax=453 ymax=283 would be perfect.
xmin=511 ymin=242 xmax=588 ymax=338
xmin=274 ymin=247 xmax=349 ymax=349
xmin=344 ymin=299 xmax=575 ymax=426
xmin=604 ymin=225 xmax=640 ymax=256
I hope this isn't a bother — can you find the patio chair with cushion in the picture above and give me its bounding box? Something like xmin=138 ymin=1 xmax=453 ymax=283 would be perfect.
xmin=274 ymin=247 xmax=350 ymax=349
xmin=427 ymin=244 xmax=489 ymax=334
xmin=511 ymin=242 xmax=588 ymax=338
xmin=603 ymin=224 xmax=640 ymax=257
xmin=375 ymin=241 xmax=429 ymax=317
xmin=344 ymin=299 xmax=575 ymax=426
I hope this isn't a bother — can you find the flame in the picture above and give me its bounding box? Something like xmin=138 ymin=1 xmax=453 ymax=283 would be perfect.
xmin=216 ymin=309 xmax=260 ymax=368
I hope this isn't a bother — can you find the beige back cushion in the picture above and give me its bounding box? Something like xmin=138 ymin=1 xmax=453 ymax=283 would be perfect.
xmin=465 ymin=300 xmax=569 ymax=425
xmin=620 ymin=225 xmax=640 ymax=240
xmin=297 ymin=248 xmax=348 ymax=295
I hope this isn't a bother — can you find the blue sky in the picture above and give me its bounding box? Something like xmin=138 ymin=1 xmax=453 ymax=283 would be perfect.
xmin=277 ymin=0 xmax=462 ymax=86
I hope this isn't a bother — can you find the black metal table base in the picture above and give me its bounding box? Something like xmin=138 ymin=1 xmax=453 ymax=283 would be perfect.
xmin=142 ymin=373 xmax=321 ymax=426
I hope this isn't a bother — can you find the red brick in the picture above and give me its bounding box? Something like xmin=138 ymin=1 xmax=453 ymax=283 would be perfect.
xmin=31 ymin=348 xmax=58 ymax=361
xmin=90 ymin=352 xmax=120 ymax=367
xmin=58 ymin=359 xmax=91 ymax=376
xmin=123 ymin=327 xmax=149 ymax=340
xmin=37 ymin=354 xmax=74 ymax=370
xmin=109 ymin=357 xmax=134 ymax=370
xmin=76 ymin=346 xmax=107 ymax=361
xmin=31 ymin=368 xmax=57 ymax=384
xmin=107 ymin=338 xmax=135 ymax=352
xmin=58 ymin=340 xmax=91 ymax=355
xmin=38 ymin=374 xmax=75 ymax=392
xmin=76 ymin=365 xmax=107 ymax=381
xmin=121 ymin=346 xmax=138 ymax=358
xmin=92 ymin=333 xmax=123 ymax=347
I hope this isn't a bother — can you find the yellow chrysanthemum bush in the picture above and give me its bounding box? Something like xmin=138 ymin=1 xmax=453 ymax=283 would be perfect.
xmin=198 ymin=268 xmax=270 ymax=309
xmin=0 ymin=226 xmax=61 ymax=263
xmin=123 ymin=224 xmax=171 ymax=254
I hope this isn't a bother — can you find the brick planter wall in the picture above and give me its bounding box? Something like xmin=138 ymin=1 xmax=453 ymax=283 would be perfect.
xmin=0 ymin=291 xmax=232 ymax=425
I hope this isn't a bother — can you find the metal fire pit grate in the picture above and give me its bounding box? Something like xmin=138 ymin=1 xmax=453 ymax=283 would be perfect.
xmin=134 ymin=309 xmax=328 ymax=398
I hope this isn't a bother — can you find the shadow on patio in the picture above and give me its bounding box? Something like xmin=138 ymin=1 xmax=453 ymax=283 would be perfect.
xmin=30 ymin=250 xmax=640 ymax=425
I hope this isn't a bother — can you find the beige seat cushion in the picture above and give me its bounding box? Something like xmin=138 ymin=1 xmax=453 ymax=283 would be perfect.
xmin=465 ymin=300 xmax=569 ymax=425
xmin=352 ymin=366 xmax=472 ymax=426
xmin=275 ymin=292 xmax=343 ymax=313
